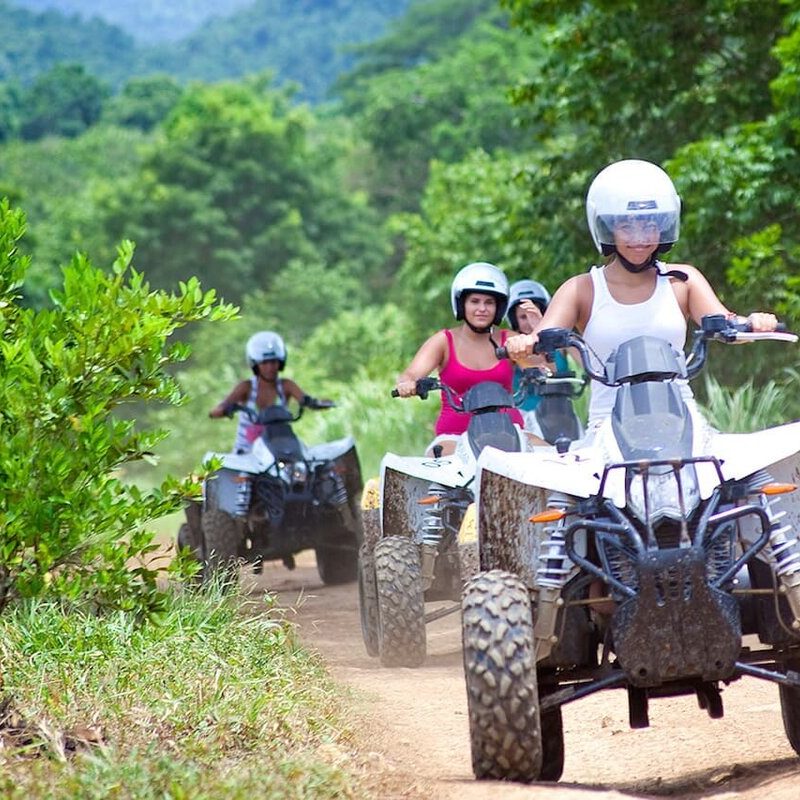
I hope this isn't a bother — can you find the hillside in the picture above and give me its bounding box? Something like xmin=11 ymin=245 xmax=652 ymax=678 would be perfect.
xmin=5 ymin=0 xmax=411 ymax=101
xmin=9 ymin=0 xmax=253 ymax=43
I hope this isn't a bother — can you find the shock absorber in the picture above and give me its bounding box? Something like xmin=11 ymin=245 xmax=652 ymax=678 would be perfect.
xmin=419 ymin=483 xmax=447 ymax=590
xmin=763 ymin=493 xmax=800 ymax=629
xmin=533 ymin=492 xmax=575 ymax=660
xmin=744 ymin=471 xmax=800 ymax=629
xmin=235 ymin=472 xmax=252 ymax=516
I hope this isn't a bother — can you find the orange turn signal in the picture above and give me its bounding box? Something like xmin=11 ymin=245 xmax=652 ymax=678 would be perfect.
xmin=530 ymin=509 xmax=566 ymax=523
xmin=761 ymin=483 xmax=797 ymax=496
xmin=418 ymin=495 xmax=441 ymax=505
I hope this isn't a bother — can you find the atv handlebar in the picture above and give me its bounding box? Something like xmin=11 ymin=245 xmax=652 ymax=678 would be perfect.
xmin=497 ymin=314 xmax=795 ymax=386
xmin=391 ymin=377 xmax=464 ymax=411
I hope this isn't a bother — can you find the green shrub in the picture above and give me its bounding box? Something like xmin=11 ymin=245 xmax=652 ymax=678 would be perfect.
xmin=0 ymin=201 xmax=235 ymax=614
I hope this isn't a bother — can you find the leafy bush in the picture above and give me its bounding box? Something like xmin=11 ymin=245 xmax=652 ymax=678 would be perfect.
xmin=0 ymin=202 xmax=235 ymax=614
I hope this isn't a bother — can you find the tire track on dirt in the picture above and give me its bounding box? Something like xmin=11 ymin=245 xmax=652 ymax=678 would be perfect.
xmin=246 ymin=556 xmax=800 ymax=800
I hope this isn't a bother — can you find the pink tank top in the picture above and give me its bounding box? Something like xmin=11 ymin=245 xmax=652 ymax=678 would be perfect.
xmin=435 ymin=329 xmax=523 ymax=435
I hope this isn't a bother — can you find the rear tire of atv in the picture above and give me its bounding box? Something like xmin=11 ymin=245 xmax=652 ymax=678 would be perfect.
xmin=201 ymin=509 xmax=241 ymax=587
xmin=358 ymin=544 xmax=380 ymax=657
xmin=177 ymin=523 xmax=203 ymax=561
xmin=461 ymin=569 xmax=543 ymax=782
xmin=374 ymin=535 xmax=426 ymax=667
xmin=779 ymin=657 xmax=800 ymax=754
xmin=315 ymin=539 xmax=357 ymax=585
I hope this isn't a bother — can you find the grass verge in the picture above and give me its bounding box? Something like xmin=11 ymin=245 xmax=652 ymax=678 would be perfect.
xmin=0 ymin=585 xmax=364 ymax=799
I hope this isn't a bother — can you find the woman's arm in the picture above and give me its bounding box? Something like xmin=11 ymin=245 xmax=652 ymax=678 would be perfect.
xmin=395 ymin=330 xmax=447 ymax=397
xmin=209 ymin=380 xmax=249 ymax=418
xmin=507 ymin=275 xmax=588 ymax=365
xmin=682 ymin=264 xmax=777 ymax=331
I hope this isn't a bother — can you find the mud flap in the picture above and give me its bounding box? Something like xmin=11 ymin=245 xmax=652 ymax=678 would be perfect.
xmin=611 ymin=548 xmax=741 ymax=687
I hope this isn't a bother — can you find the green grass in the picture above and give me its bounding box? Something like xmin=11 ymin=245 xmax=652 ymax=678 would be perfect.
xmin=0 ymin=587 xmax=365 ymax=799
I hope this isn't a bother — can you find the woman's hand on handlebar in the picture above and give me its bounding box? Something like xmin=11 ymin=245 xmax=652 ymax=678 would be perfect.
xmin=505 ymin=333 xmax=539 ymax=366
xmin=746 ymin=312 xmax=779 ymax=332
xmin=394 ymin=378 xmax=418 ymax=398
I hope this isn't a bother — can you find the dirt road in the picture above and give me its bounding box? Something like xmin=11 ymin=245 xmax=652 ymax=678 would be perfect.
xmin=247 ymin=557 xmax=800 ymax=800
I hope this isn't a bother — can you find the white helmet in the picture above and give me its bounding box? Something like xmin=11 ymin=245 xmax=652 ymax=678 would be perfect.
xmin=450 ymin=262 xmax=509 ymax=326
xmin=246 ymin=331 xmax=287 ymax=371
xmin=506 ymin=279 xmax=551 ymax=331
xmin=586 ymin=159 xmax=681 ymax=255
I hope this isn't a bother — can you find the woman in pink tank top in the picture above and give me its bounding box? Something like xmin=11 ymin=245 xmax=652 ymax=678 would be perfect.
xmin=395 ymin=262 xmax=523 ymax=453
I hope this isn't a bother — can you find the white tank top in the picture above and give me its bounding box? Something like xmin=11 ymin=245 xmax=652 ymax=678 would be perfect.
xmin=582 ymin=265 xmax=692 ymax=424
xmin=233 ymin=376 xmax=286 ymax=453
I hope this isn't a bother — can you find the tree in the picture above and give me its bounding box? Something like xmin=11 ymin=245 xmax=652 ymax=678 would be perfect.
xmin=104 ymin=74 xmax=184 ymax=131
xmin=19 ymin=63 xmax=110 ymax=140
xmin=0 ymin=200 xmax=236 ymax=613
xmin=100 ymin=76 xmax=388 ymax=305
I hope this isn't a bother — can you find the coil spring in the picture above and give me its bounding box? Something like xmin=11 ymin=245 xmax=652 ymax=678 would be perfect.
xmin=535 ymin=492 xmax=573 ymax=590
xmin=420 ymin=483 xmax=447 ymax=547
xmin=749 ymin=470 xmax=800 ymax=578
xmin=330 ymin=470 xmax=349 ymax=506
xmin=766 ymin=495 xmax=800 ymax=577
xmin=235 ymin=472 xmax=252 ymax=515
xmin=604 ymin=543 xmax=639 ymax=593
xmin=705 ymin=525 xmax=735 ymax=584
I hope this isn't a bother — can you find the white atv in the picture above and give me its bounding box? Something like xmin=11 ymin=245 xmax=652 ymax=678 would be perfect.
xmin=462 ymin=314 xmax=800 ymax=782
xmin=358 ymin=377 xmax=544 ymax=668
xmin=179 ymin=400 xmax=363 ymax=586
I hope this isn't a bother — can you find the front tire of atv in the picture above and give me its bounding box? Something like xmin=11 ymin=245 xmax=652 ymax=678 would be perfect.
xmin=201 ymin=509 xmax=242 ymax=586
xmin=358 ymin=544 xmax=380 ymax=657
xmin=779 ymin=657 xmax=800 ymax=754
xmin=374 ymin=535 xmax=426 ymax=667
xmin=461 ymin=570 xmax=543 ymax=782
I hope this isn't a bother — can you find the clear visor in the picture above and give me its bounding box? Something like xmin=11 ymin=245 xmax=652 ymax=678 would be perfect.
xmin=596 ymin=213 xmax=679 ymax=246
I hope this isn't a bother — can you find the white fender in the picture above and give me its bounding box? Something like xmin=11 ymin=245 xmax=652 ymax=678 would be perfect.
xmin=477 ymin=444 xmax=605 ymax=500
xmin=202 ymin=443 xmax=274 ymax=475
xmin=712 ymin=421 xmax=800 ymax=482
xmin=306 ymin=435 xmax=356 ymax=462
xmin=380 ymin=451 xmax=474 ymax=488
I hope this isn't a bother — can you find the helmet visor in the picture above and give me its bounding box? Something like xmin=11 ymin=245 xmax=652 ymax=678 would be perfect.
xmin=596 ymin=211 xmax=679 ymax=247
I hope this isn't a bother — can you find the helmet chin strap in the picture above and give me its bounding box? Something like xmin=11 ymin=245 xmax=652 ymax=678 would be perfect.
xmin=616 ymin=249 xmax=658 ymax=274
xmin=613 ymin=249 xmax=688 ymax=282
xmin=466 ymin=321 xmax=494 ymax=334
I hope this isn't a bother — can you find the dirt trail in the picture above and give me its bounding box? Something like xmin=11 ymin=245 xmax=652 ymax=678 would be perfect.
xmin=246 ymin=556 xmax=800 ymax=800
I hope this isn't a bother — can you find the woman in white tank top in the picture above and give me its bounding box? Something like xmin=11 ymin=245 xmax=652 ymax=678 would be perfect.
xmin=506 ymin=159 xmax=778 ymax=425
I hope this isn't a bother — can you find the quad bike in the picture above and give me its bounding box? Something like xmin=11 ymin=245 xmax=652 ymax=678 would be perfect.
xmin=359 ymin=378 xmax=546 ymax=668
xmin=461 ymin=314 xmax=800 ymax=782
xmin=178 ymin=400 xmax=363 ymax=586
xmin=514 ymin=365 xmax=586 ymax=453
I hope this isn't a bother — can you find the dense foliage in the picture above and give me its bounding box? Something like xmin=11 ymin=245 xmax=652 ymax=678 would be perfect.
xmin=0 ymin=203 xmax=235 ymax=613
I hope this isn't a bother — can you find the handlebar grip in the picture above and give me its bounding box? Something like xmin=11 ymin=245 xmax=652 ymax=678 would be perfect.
xmin=391 ymin=389 xmax=400 ymax=398
xmin=495 ymin=346 xmax=509 ymax=360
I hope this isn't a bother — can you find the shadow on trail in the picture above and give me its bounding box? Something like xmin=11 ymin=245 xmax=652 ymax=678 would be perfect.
xmin=602 ymin=755 xmax=799 ymax=798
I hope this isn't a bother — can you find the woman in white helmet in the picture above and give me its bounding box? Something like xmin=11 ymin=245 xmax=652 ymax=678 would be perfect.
xmin=209 ymin=331 xmax=323 ymax=453
xmin=506 ymin=158 xmax=778 ymax=428
xmin=395 ymin=261 xmax=524 ymax=455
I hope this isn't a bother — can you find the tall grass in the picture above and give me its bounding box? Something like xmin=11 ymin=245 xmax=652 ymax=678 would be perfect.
xmin=0 ymin=587 xmax=364 ymax=799
xmin=700 ymin=374 xmax=793 ymax=432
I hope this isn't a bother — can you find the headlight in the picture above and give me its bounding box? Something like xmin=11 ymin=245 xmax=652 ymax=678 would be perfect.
xmin=291 ymin=462 xmax=308 ymax=485
xmin=628 ymin=465 xmax=700 ymax=525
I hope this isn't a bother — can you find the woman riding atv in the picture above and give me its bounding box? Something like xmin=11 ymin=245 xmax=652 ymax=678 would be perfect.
xmin=394 ymin=262 xmax=523 ymax=455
